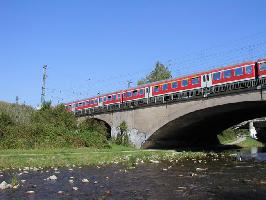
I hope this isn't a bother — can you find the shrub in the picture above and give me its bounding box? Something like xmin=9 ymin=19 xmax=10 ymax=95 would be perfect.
xmin=0 ymin=101 xmax=111 ymax=149
xmin=79 ymin=118 xmax=109 ymax=139
xmin=115 ymin=121 xmax=131 ymax=146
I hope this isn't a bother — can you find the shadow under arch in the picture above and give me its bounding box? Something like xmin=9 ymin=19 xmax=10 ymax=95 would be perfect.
xmin=83 ymin=117 xmax=112 ymax=139
xmin=143 ymin=101 xmax=266 ymax=149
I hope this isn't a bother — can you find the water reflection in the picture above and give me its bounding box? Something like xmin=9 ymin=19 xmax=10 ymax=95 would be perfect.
xmin=236 ymin=147 xmax=266 ymax=161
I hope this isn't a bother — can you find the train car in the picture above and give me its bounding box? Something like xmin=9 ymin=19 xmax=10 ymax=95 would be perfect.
xmin=65 ymin=58 xmax=265 ymax=115
xmin=258 ymin=58 xmax=266 ymax=78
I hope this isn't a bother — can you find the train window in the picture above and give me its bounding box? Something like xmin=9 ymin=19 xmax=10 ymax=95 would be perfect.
xmin=99 ymin=98 xmax=102 ymax=103
xmin=95 ymin=99 xmax=98 ymax=104
xmin=203 ymin=76 xmax=206 ymax=82
xmin=127 ymin=91 xmax=132 ymax=97
xmin=118 ymin=94 xmax=121 ymax=99
xmin=108 ymin=96 xmax=112 ymax=101
xmin=104 ymin=97 xmax=107 ymax=102
xmin=192 ymin=77 xmax=199 ymax=85
xmin=172 ymin=82 xmax=178 ymax=88
xmin=181 ymin=79 xmax=188 ymax=87
xmin=245 ymin=65 xmax=252 ymax=74
xmin=79 ymin=102 xmax=82 ymax=106
xmin=224 ymin=70 xmax=232 ymax=79
xmin=213 ymin=72 xmax=221 ymax=80
xmin=235 ymin=67 xmax=244 ymax=76
xmin=260 ymin=63 xmax=266 ymax=71
xmin=113 ymin=95 xmax=116 ymax=100
xmin=139 ymin=89 xmax=144 ymax=95
xmin=82 ymin=102 xmax=85 ymax=106
xmin=133 ymin=90 xmax=138 ymax=96
xmin=154 ymin=86 xmax=159 ymax=92
xmin=162 ymin=84 xmax=168 ymax=91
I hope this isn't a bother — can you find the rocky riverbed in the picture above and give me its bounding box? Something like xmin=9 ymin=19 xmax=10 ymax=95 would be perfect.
xmin=1 ymin=149 xmax=266 ymax=199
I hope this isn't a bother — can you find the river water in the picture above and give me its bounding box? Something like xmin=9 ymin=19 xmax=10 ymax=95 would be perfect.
xmin=1 ymin=148 xmax=266 ymax=200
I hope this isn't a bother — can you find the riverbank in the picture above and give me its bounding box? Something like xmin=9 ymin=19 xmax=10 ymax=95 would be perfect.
xmin=218 ymin=128 xmax=265 ymax=148
xmin=0 ymin=145 xmax=227 ymax=170
xmin=1 ymin=149 xmax=266 ymax=199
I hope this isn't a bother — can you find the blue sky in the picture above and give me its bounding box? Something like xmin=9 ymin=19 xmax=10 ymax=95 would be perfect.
xmin=0 ymin=0 xmax=266 ymax=106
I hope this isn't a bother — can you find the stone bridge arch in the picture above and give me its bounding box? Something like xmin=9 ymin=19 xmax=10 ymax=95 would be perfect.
xmin=81 ymin=90 xmax=266 ymax=148
xmin=78 ymin=117 xmax=112 ymax=139
xmin=143 ymin=101 xmax=266 ymax=148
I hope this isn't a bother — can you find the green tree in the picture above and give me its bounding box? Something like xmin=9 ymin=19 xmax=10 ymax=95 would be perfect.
xmin=137 ymin=61 xmax=172 ymax=85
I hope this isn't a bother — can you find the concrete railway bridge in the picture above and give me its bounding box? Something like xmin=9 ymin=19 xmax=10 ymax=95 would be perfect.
xmin=78 ymin=85 xmax=266 ymax=149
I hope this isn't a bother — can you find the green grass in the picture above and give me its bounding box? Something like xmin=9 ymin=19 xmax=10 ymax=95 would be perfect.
xmin=218 ymin=128 xmax=238 ymax=144
xmin=0 ymin=146 xmax=220 ymax=170
xmin=237 ymin=137 xmax=265 ymax=148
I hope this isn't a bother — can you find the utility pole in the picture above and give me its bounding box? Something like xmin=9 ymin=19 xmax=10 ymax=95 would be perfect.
xmin=127 ymin=80 xmax=132 ymax=88
xmin=15 ymin=96 xmax=19 ymax=105
xmin=41 ymin=65 xmax=47 ymax=105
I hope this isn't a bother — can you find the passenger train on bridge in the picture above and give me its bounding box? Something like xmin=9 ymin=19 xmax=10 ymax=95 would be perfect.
xmin=65 ymin=58 xmax=266 ymax=115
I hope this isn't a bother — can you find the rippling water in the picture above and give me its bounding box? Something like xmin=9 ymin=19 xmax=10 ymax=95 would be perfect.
xmin=1 ymin=148 xmax=266 ymax=200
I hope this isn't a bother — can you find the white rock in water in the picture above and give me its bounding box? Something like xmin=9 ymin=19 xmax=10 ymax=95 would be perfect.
xmin=26 ymin=191 xmax=35 ymax=194
xmin=47 ymin=175 xmax=57 ymax=180
xmin=72 ymin=187 xmax=78 ymax=191
xmin=58 ymin=191 xmax=64 ymax=194
xmin=69 ymin=179 xmax=74 ymax=184
xmin=196 ymin=168 xmax=207 ymax=171
xmin=150 ymin=160 xmax=159 ymax=164
xmin=0 ymin=181 xmax=12 ymax=190
xmin=82 ymin=179 xmax=89 ymax=183
xmin=21 ymin=180 xmax=26 ymax=183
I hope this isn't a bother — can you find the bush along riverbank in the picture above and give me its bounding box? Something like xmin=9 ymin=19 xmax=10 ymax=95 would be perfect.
xmin=0 ymin=101 xmax=110 ymax=149
xmin=0 ymin=101 xmax=135 ymax=150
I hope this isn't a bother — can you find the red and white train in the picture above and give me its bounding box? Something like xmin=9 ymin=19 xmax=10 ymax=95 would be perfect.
xmin=65 ymin=58 xmax=266 ymax=115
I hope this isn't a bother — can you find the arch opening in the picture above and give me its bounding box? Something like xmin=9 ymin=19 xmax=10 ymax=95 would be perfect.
xmin=143 ymin=101 xmax=266 ymax=149
xmin=79 ymin=117 xmax=112 ymax=139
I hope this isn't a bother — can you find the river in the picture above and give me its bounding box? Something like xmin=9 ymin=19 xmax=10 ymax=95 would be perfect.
xmin=1 ymin=147 xmax=266 ymax=199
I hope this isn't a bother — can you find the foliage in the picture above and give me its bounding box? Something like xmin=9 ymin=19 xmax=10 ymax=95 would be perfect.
xmin=79 ymin=118 xmax=109 ymax=138
xmin=10 ymin=174 xmax=19 ymax=186
xmin=0 ymin=102 xmax=110 ymax=149
xmin=217 ymin=128 xmax=238 ymax=144
xmin=0 ymin=101 xmax=33 ymax=124
xmin=115 ymin=121 xmax=130 ymax=146
xmin=137 ymin=61 xmax=172 ymax=85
